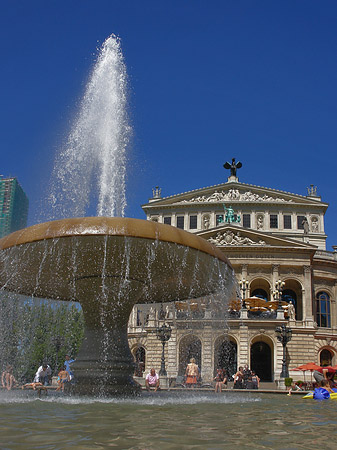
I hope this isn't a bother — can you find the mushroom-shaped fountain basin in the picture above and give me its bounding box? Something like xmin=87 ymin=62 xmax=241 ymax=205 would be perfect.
xmin=0 ymin=217 xmax=234 ymax=396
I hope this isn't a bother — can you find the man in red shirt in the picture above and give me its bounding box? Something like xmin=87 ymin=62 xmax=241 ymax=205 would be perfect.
xmin=313 ymin=367 xmax=336 ymax=387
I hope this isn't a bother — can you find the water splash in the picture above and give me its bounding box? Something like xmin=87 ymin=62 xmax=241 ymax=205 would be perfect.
xmin=48 ymin=34 xmax=131 ymax=219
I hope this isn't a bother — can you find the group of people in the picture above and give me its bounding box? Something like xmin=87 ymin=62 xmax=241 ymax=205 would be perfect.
xmin=144 ymin=358 xmax=202 ymax=392
xmin=145 ymin=360 xmax=260 ymax=392
xmin=1 ymin=355 xmax=75 ymax=392
xmin=233 ymin=365 xmax=260 ymax=389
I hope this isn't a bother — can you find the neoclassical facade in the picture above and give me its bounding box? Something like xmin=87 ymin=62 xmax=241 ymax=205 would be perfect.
xmin=127 ymin=168 xmax=337 ymax=384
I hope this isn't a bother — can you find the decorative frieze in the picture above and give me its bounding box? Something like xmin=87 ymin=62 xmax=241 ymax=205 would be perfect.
xmin=178 ymin=189 xmax=293 ymax=204
xmin=208 ymin=230 xmax=267 ymax=246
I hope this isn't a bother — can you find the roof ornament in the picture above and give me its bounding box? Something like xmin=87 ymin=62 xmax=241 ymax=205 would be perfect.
xmin=224 ymin=158 xmax=242 ymax=182
xmin=151 ymin=186 xmax=162 ymax=199
xmin=307 ymin=184 xmax=318 ymax=197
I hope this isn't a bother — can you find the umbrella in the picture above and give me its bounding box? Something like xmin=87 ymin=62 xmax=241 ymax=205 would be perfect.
xmin=293 ymin=362 xmax=321 ymax=384
xmin=244 ymin=297 xmax=268 ymax=309
xmin=266 ymin=300 xmax=288 ymax=310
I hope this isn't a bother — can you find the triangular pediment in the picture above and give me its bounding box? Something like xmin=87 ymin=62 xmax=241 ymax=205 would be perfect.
xmin=197 ymin=224 xmax=317 ymax=249
xmin=142 ymin=181 xmax=327 ymax=209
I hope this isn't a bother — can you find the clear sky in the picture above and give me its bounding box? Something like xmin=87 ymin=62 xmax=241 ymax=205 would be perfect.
xmin=1 ymin=1 xmax=336 ymax=249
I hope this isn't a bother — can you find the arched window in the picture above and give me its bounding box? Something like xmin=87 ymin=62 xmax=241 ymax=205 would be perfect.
xmin=133 ymin=346 xmax=146 ymax=376
xmin=214 ymin=337 xmax=237 ymax=378
xmin=282 ymin=289 xmax=297 ymax=319
xmin=251 ymin=289 xmax=268 ymax=300
xmin=179 ymin=335 xmax=202 ymax=376
xmin=316 ymin=292 xmax=331 ymax=328
xmin=320 ymin=349 xmax=333 ymax=367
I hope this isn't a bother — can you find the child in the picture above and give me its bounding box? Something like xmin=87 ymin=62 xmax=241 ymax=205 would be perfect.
xmin=56 ymin=366 xmax=70 ymax=392
xmin=214 ymin=369 xmax=224 ymax=393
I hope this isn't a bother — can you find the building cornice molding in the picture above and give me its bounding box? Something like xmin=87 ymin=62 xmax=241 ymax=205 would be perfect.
xmin=142 ymin=180 xmax=328 ymax=210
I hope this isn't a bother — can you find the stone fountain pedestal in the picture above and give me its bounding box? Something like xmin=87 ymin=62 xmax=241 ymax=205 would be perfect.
xmin=0 ymin=217 xmax=234 ymax=396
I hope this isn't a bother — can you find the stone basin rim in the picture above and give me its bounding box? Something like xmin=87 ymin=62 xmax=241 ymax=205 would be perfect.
xmin=0 ymin=217 xmax=232 ymax=268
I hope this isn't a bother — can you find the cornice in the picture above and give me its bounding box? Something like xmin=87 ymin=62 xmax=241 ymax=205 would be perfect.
xmin=142 ymin=180 xmax=328 ymax=209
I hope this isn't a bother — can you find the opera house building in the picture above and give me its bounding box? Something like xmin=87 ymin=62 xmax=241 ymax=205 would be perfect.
xmin=127 ymin=163 xmax=337 ymax=385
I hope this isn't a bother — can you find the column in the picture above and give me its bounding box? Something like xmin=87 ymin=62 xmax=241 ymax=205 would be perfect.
xmin=303 ymin=265 xmax=314 ymax=326
xmin=201 ymin=327 xmax=213 ymax=382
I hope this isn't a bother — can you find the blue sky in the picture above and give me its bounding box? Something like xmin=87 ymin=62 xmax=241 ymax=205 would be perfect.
xmin=1 ymin=1 xmax=336 ymax=249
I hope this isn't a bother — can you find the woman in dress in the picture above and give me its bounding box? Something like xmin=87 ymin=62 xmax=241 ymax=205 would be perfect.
xmin=185 ymin=358 xmax=199 ymax=388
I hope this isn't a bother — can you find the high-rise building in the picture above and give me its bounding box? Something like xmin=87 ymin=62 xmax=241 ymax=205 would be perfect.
xmin=0 ymin=177 xmax=29 ymax=238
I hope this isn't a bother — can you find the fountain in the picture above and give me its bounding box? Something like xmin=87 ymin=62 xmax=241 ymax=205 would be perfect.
xmin=0 ymin=217 xmax=234 ymax=396
xmin=0 ymin=34 xmax=237 ymax=396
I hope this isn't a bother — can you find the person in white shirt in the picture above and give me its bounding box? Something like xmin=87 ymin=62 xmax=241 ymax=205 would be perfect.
xmin=145 ymin=368 xmax=160 ymax=392
xmin=34 ymin=364 xmax=52 ymax=385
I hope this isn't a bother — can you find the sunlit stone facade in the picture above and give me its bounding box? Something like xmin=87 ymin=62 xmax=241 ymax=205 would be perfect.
xmin=128 ymin=173 xmax=337 ymax=385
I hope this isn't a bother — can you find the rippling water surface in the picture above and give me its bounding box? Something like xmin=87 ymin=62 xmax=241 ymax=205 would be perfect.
xmin=0 ymin=391 xmax=336 ymax=449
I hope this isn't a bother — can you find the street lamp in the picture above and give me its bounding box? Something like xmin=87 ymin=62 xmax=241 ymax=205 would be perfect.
xmin=274 ymin=279 xmax=285 ymax=309
xmin=156 ymin=323 xmax=172 ymax=376
xmin=275 ymin=324 xmax=292 ymax=378
xmin=239 ymin=279 xmax=249 ymax=309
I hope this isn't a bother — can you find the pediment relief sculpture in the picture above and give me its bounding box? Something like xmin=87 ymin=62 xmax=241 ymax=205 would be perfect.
xmin=208 ymin=230 xmax=268 ymax=246
xmin=178 ymin=189 xmax=293 ymax=204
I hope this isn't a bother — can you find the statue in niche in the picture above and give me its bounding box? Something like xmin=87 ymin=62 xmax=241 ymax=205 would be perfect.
xmin=302 ymin=217 xmax=309 ymax=235
xmin=311 ymin=217 xmax=318 ymax=232
xmin=203 ymin=214 xmax=210 ymax=230
xmin=257 ymin=215 xmax=264 ymax=230
xmin=224 ymin=158 xmax=242 ymax=177
xmin=288 ymin=302 xmax=296 ymax=320
xmin=165 ymin=305 xmax=171 ymax=319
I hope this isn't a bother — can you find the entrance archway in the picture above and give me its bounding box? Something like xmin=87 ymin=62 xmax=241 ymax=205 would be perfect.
xmin=133 ymin=346 xmax=146 ymax=376
xmin=251 ymin=341 xmax=272 ymax=381
xmin=250 ymin=278 xmax=271 ymax=301
xmin=179 ymin=335 xmax=202 ymax=376
xmin=214 ymin=337 xmax=237 ymax=378
xmin=320 ymin=348 xmax=333 ymax=366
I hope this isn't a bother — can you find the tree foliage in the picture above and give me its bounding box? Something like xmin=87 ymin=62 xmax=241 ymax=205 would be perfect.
xmin=0 ymin=293 xmax=84 ymax=382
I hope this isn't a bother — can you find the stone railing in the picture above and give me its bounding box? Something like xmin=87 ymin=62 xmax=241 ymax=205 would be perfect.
xmin=314 ymin=250 xmax=337 ymax=261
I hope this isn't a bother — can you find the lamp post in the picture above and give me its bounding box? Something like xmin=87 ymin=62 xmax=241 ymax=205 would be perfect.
xmin=239 ymin=279 xmax=249 ymax=309
xmin=156 ymin=323 xmax=172 ymax=376
xmin=275 ymin=324 xmax=292 ymax=378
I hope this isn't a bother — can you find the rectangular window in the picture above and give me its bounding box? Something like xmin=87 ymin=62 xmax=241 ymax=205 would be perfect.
xmin=297 ymin=216 xmax=305 ymax=230
xmin=163 ymin=216 xmax=171 ymax=225
xmin=176 ymin=216 xmax=184 ymax=229
xmin=243 ymin=214 xmax=251 ymax=228
xmin=283 ymin=215 xmax=292 ymax=229
xmin=216 ymin=214 xmax=224 ymax=225
xmin=270 ymin=214 xmax=278 ymax=229
xmin=316 ymin=294 xmax=331 ymax=328
xmin=189 ymin=215 xmax=197 ymax=229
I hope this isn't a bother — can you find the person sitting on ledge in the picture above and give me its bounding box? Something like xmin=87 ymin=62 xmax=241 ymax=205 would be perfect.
xmin=56 ymin=366 xmax=70 ymax=392
xmin=1 ymin=365 xmax=18 ymax=391
xmin=34 ymin=363 xmax=52 ymax=386
xmin=145 ymin=368 xmax=160 ymax=392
